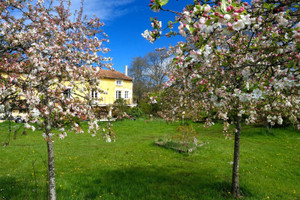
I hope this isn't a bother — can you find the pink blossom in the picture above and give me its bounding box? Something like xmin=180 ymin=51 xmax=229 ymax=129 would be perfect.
xmin=238 ymin=7 xmax=245 ymax=13
xmin=227 ymin=22 xmax=233 ymax=30
xmin=204 ymin=4 xmax=211 ymax=13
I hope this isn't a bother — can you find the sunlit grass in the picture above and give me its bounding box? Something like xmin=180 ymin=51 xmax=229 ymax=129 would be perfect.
xmin=0 ymin=119 xmax=299 ymax=200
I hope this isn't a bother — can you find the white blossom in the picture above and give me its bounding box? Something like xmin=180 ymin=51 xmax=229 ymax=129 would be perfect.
xmin=240 ymin=14 xmax=251 ymax=25
xmin=224 ymin=14 xmax=231 ymax=21
xmin=232 ymin=20 xmax=245 ymax=31
xmin=252 ymin=89 xmax=263 ymax=100
xmin=31 ymin=108 xmax=40 ymax=118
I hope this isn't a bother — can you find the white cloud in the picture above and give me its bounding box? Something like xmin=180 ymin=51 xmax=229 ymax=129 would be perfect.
xmin=8 ymin=0 xmax=135 ymax=23
xmin=69 ymin=0 xmax=136 ymax=21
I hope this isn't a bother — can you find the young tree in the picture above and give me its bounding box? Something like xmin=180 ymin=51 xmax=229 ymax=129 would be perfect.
xmin=144 ymin=0 xmax=299 ymax=197
xmin=1 ymin=0 xmax=112 ymax=199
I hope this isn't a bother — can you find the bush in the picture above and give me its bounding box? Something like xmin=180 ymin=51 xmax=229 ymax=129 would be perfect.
xmin=112 ymin=98 xmax=130 ymax=119
xmin=138 ymin=99 xmax=161 ymax=117
xmin=128 ymin=106 xmax=144 ymax=118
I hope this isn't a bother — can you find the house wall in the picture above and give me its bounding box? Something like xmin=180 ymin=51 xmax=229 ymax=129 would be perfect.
xmin=0 ymin=73 xmax=134 ymax=120
xmin=97 ymin=78 xmax=133 ymax=105
xmin=71 ymin=78 xmax=133 ymax=106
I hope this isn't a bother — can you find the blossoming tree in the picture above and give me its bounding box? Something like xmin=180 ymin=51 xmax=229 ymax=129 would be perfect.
xmin=0 ymin=0 xmax=113 ymax=199
xmin=144 ymin=0 xmax=299 ymax=197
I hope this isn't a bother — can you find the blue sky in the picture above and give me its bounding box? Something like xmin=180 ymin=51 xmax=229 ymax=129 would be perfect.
xmin=74 ymin=0 xmax=193 ymax=74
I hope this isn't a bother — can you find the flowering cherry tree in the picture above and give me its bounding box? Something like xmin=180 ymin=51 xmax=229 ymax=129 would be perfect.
xmin=0 ymin=0 xmax=113 ymax=199
xmin=144 ymin=0 xmax=299 ymax=197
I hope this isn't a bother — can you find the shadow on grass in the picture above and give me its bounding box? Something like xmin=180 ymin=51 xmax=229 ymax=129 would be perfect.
xmin=0 ymin=175 xmax=47 ymax=200
xmin=60 ymin=166 xmax=254 ymax=200
xmin=0 ymin=176 xmax=29 ymax=200
xmin=241 ymin=127 xmax=276 ymax=137
xmin=1 ymin=168 xmax=254 ymax=200
xmin=241 ymin=124 xmax=298 ymax=138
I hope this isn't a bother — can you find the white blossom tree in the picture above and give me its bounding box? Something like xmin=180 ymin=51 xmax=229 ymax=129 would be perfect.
xmin=144 ymin=0 xmax=299 ymax=197
xmin=0 ymin=0 xmax=113 ymax=199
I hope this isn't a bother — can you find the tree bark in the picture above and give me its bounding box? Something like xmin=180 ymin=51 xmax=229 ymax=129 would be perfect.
xmin=46 ymin=120 xmax=56 ymax=200
xmin=47 ymin=139 xmax=56 ymax=200
xmin=231 ymin=115 xmax=242 ymax=198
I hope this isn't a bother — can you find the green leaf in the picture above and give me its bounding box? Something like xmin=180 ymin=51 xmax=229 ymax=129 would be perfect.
xmin=186 ymin=57 xmax=193 ymax=62
xmin=205 ymin=19 xmax=213 ymax=26
xmin=231 ymin=2 xmax=237 ymax=7
xmin=187 ymin=25 xmax=194 ymax=34
xmin=158 ymin=0 xmax=169 ymax=6
xmin=221 ymin=0 xmax=226 ymax=12
xmin=263 ymin=2 xmax=272 ymax=10
xmin=288 ymin=62 xmax=295 ymax=68
xmin=286 ymin=9 xmax=290 ymax=15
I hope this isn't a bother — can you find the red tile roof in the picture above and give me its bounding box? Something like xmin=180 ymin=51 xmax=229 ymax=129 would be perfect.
xmin=96 ymin=68 xmax=133 ymax=81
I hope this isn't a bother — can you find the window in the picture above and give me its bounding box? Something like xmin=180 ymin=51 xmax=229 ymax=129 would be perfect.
xmin=116 ymin=90 xmax=122 ymax=99
xmin=63 ymin=88 xmax=72 ymax=98
xmin=125 ymin=91 xmax=129 ymax=99
xmin=91 ymin=90 xmax=98 ymax=99
xmin=116 ymin=80 xmax=123 ymax=86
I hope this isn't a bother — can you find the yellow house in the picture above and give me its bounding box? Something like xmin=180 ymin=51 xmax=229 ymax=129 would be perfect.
xmin=1 ymin=67 xmax=135 ymax=121
xmin=90 ymin=67 xmax=135 ymax=107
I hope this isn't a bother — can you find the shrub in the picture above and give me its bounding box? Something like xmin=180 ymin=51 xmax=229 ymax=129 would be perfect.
xmin=128 ymin=106 xmax=144 ymax=118
xmin=138 ymin=98 xmax=161 ymax=117
xmin=112 ymin=98 xmax=130 ymax=119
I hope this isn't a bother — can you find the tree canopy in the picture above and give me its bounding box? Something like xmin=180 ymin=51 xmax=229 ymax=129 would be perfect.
xmin=0 ymin=0 xmax=113 ymax=199
xmin=144 ymin=0 xmax=299 ymax=197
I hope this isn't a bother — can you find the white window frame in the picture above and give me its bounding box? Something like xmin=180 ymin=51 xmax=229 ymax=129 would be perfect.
xmin=116 ymin=90 xmax=122 ymax=99
xmin=91 ymin=89 xmax=98 ymax=99
xmin=63 ymin=87 xmax=72 ymax=99
xmin=124 ymin=91 xmax=129 ymax=99
xmin=116 ymin=80 xmax=123 ymax=86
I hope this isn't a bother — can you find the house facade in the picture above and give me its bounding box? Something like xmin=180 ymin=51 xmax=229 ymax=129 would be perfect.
xmin=91 ymin=68 xmax=135 ymax=107
xmin=0 ymin=67 xmax=134 ymax=121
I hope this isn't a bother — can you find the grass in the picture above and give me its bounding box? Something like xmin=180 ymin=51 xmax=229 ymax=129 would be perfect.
xmin=0 ymin=119 xmax=299 ymax=200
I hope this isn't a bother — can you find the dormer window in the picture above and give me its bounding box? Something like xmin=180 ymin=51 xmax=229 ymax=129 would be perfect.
xmin=116 ymin=80 xmax=123 ymax=86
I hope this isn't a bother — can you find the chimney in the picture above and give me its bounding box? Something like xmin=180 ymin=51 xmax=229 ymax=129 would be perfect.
xmin=125 ymin=65 xmax=128 ymax=76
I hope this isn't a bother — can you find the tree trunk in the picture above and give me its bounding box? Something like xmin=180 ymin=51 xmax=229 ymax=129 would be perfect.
xmin=231 ymin=116 xmax=242 ymax=198
xmin=46 ymin=120 xmax=56 ymax=200
xmin=266 ymin=122 xmax=270 ymax=133
xmin=47 ymin=139 xmax=56 ymax=200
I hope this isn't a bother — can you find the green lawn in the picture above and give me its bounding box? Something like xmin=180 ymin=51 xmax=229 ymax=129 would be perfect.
xmin=0 ymin=119 xmax=299 ymax=200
